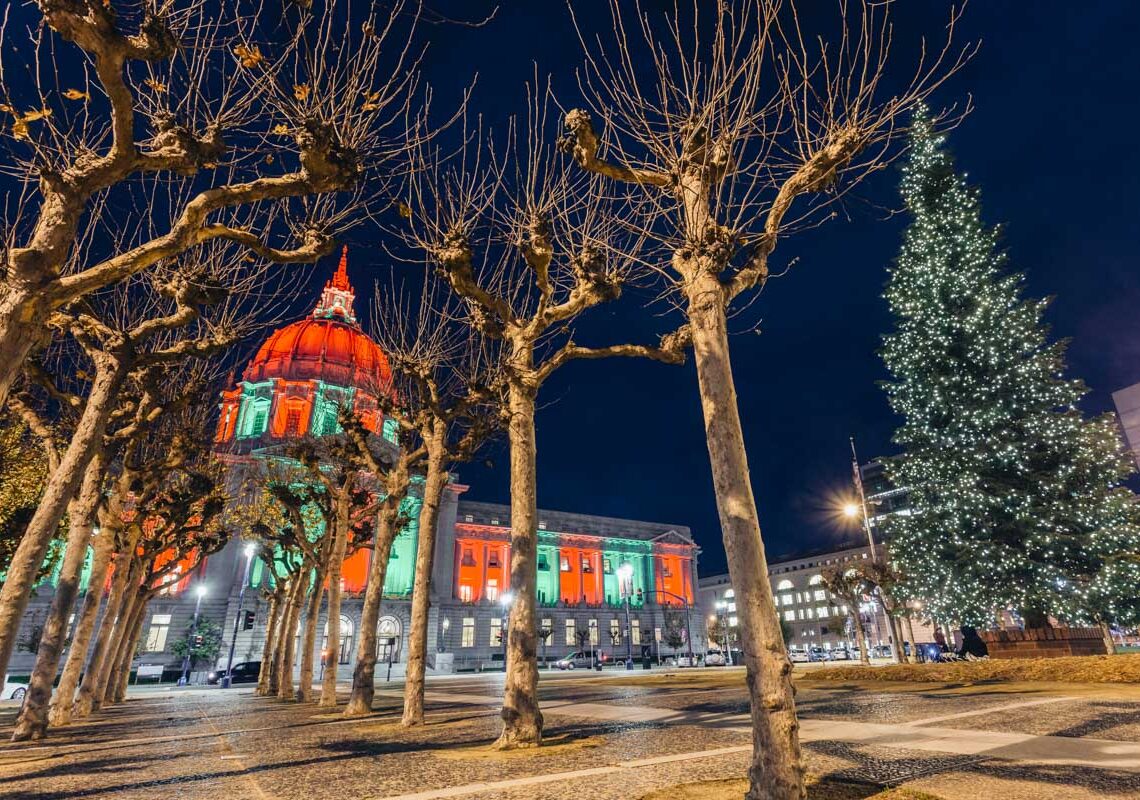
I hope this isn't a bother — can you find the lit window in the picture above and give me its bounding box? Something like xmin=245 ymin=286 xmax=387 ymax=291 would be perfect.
xmin=784 ymin=610 xmax=795 ymax=622
xmin=537 ymin=553 xmax=550 ymax=571
xmin=780 ymin=594 xmax=793 ymax=606
xmin=728 ymin=616 xmax=738 ymax=626
xmin=560 ymin=556 xmax=571 ymax=572
xmin=816 ymin=607 xmax=829 ymax=618
xmin=382 ymin=416 xmax=399 ymax=443
xmin=725 ymin=589 xmax=734 ymax=599
xmin=631 ymin=619 xmax=641 ymax=645
xmin=581 ymin=557 xmax=593 ymax=573
xmin=565 ymin=619 xmax=576 ymax=645
xmin=488 ymin=551 xmax=500 ymax=568
xmin=603 ymin=558 xmax=612 ymax=574
xmin=458 ymin=584 xmax=472 ymax=602
xmin=813 ymin=590 xmax=827 ymax=602
xmin=486 ymin=579 xmax=499 ymax=603
xmin=588 ymin=619 xmax=598 ymax=646
xmin=727 ymin=602 xmax=736 ymax=613
xmin=145 ymin=614 xmax=172 ymax=652
xmin=461 ymin=618 xmax=475 ymax=647
xmin=610 ymin=619 xmax=621 ymax=644
xmin=490 ymin=618 xmax=502 ymax=646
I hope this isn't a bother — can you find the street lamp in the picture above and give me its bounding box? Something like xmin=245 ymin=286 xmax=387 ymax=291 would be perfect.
xmin=179 ymin=584 xmax=207 ymax=686
xmin=848 ymin=437 xmax=879 ymax=563
xmin=222 ymin=542 xmax=258 ymax=689
xmin=498 ymin=592 xmax=513 ymax=670
xmin=617 ymin=563 xmax=634 ymax=669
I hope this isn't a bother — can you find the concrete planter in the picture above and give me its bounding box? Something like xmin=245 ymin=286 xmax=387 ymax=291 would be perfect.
xmin=981 ymin=627 xmax=1107 ymax=659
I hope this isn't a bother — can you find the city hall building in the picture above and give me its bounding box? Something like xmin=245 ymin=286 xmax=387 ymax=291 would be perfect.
xmin=9 ymin=251 xmax=704 ymax=678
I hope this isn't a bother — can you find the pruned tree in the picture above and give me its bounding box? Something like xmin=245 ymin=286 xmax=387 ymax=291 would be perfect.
xmin=369 ymin=279 xmax=500 ymax=726
xmin=557 ymin=2 xmax=971 ymax=794
xmin=397 ymin=96 xmax=686 ymax=749
xmin=0 ymin=0 xmax=421 ymax=408
xmin=820 ymin=566 xmax=870 ymax=666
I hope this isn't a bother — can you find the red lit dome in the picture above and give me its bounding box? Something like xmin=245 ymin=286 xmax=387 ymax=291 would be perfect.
xmin=242 ymin=248 xmax=391 ymax=391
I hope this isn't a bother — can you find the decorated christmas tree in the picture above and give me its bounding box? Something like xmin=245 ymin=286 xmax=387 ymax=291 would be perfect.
xmin=880 ymin=109 xmax=1140 ymax=628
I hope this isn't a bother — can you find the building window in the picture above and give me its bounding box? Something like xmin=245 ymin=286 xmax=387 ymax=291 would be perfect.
xmin=588 ymin=619 xmax=598 ymax=646
xmin=565 ymin=619 xmax=576 ymax=645
xmin=538 ymin=553 xmax=550 ymax=570
xmin=780 ymin=593 xmax=793 ymax=606
xmin=816 ymin=607 xmax=829 ymax=619
xmin=458 ymin=584 xmax=473 ymax=602
xmin=610 ymin=619 xmax=621 ymax=644
xmin=284 ymin=405 xmax=303 ymax=436
xmin=461 ymin=548 xmax=476 ymax=567
xmin=603 ymin=558 xmax=612 ymax=574
xmin=727 ymin=602 xmax=736 ymax=613
xmin=488 ymin=551 xmax=501 ymax=568
xmin=560 ymin=556 xmax=571 ymax=572
xmin=486 ymin=579 xmax=499 ymax=603
xmin=581 ymin=557 xmax=593 ymax=573
xmin=144 ymin=614 xmax=172 ymax=652
xmin=382 ymin=416 xmax=399 ymax=443
xmin=461 ymin=618 xmax=475 ymax=647
xmin=490 ymin=618 xmax=502 ymax=647
xmin=813 ymin=590 xmax=827 ymax=602
xmin=631 ymin=619 xmax=641 ymax=645
xmin=725 ymin=589 xmax=734 ymax=598
xmin=784 ymin=610 xmax=795 ymax=622
xmin=729 ymin=616 xmax=738 ymax=627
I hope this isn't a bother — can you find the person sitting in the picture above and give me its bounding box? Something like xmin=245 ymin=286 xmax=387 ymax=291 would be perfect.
xmin=956 ymin=625 xmax=989 ymax=661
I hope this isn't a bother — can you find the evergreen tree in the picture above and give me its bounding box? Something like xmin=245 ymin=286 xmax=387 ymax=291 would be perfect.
xmin=880 ymin=109 xmax=1140 ymax=627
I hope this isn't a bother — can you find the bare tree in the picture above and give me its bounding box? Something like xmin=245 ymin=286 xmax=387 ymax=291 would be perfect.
xmin=820 ymin=566 xmax=870 ymax=666
xmin=557 ymin=2 xmax=971 ymax=793
xmin=397 ymin=99 xmax=686 ymax=747
xmin=369 ymin=280 xmax=499 ymax=726
xmin=0 ymin=0 xmax=421 ymax=409
xmin=863 ymin=561 xmax=911 ymax=665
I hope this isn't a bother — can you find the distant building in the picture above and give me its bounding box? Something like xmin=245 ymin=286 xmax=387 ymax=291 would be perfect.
xmin=1112 ymin=382 xmax=1140 ymax=469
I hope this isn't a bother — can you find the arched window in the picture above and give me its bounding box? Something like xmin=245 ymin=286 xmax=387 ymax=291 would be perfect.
xmin=776 ymin=579 xmax=794 ymax=591
xmin=322 ymin=614 xmax=355 ymax=664
xmin=377 ymin=616 xmax=401 ymax=662
xmin=239 ymin=397 xmax=271 ymax=438
xmin=808 ymin=574 xmax=824 ymax=586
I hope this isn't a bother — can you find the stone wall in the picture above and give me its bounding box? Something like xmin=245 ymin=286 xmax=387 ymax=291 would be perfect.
xmin=981 ymin=627 xmax=1107 ymax=659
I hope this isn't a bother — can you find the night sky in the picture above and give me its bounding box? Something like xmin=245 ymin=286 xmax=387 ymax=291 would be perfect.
xmin=16 ymin=3 xmax=1140 ymax=576
xmin=317 ymin=2 xmax=1140 ymax=574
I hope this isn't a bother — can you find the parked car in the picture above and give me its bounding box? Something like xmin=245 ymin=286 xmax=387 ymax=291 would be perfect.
xmin=807 ymin=646 xmax=829 ymax=662
xmin=2 ymin=680 xmax=27 ymax=700
xmin=704 ymin=649 xmax=727 ymax=667
xmin=555 ymin=651 xmax=611 ymax=670
xmin=828 ymin=647 xmax=855 ymax=661
xmin=206 ymin=661 xmax=261 ymax=685
xmin=788 ymin=650 xmax=810 ymax=663
xmin=871 ymin=645 xmax=893 ymax=659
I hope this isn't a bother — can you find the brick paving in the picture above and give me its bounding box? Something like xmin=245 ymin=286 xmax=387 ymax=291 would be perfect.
xmin=0 ymin=671 xmax=1137 ymax=799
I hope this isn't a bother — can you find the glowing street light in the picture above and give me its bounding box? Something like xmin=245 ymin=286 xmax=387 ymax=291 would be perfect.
xmin=842 ymin=502 xmax=859 ymax=519
xmin=179 ymin=584 xmax=208 ymax=685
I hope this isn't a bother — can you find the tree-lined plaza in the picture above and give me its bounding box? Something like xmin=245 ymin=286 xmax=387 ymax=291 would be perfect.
xmin=1 ymin=2 xmax=1139 ymax=800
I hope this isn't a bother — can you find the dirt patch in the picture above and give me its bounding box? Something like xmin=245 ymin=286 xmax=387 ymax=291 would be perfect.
xmin=433 ymin=733 xmax=607 ymax=760
xmin=809 ymin=654 xmax=1140 ymax=685
xmin=640 ymin=777 xmax=943 ymax=800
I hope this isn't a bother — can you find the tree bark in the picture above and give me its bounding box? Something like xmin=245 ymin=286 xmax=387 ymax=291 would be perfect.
xmin=13 ymin=456 xmax=104 ymax=741
xmin=402 ymin=432 xmax=446 ymax=726
xmin=685 ymin=273 xmax=805 ymax=800
xmin=888 ymin=613 xmax=906 ymax=664
xmin=904 ymin=616 xmax=918 ymax=663
xmin=50 ymin=522 xmax=114 ymax=727
xmin=344 ymin=502 xmax=401 ymax=716
xmin=278 ymin=572 xmax=309 ymax=700
xmin=257 ymin=593 xmax=282 ymax=696
xmin=319 ymin=495 xmax=351 ymax=707
xmin=495 ymin=381 xmax=543 ymax=749
xmin=296 ymin=563 xmax=326 ymax=702
xmin=0 ymin=289 xmax=50 ymax=411
xmin=74 ymin=536 xmax=140 ymax=718
xmin=108 ymin=595 xmax=147 ymax=704
xmin=851 ymin=611 xmax=870 ymax=666
xmin=1099 ymin=620 xmax=1117 ymax=656
xmin=0 ymin=357 xmax=126 ymax=684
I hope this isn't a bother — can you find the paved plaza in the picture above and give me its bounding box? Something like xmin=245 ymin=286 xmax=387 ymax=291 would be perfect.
xmin=1 ymin=669 xmax=1139 ymax=800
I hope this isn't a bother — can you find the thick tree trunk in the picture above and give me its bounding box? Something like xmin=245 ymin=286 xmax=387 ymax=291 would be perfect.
xmin=0 ymin=358 xmax=125 ymax=684
xmin=257 ymin=594 xmax=282 ymax=696
xmin=74 ymin=539 xmax=140 ymax=718
xmin=108 ymin=596 xmax=147 ymax=704
xmin=888 ymin=614 xmax=906 ymax=664
xmin=101 ymin=589 xmax=144 ymax=707
xmin=402 ymin=434 xmax=446 ymax=726
xmin=345 ymin=502 xmax=401 ymax=716
xmin=50 ymin=523 xmax=114 ymax=727
xmin=13 ymin=457 xmax=104 ymax=741
xmin=319 ymin=498 xmax=351 ymax=707
xmin=495 ymin=383 xmax=543 ymax=749
xmin=0 ymin=289 xmax=49 ymax=411
xmin=685 ymin=275 xmax=804 ymax=800
xmin=1099 ymin=620 xmax=1117 ymax=656
xmin=278 ymin=572 xmax=308 ymax=700
xmin=296 ymin=564 xmax=326 ymax=702
xmin=851 ymin=611 xmax=870 ymax=666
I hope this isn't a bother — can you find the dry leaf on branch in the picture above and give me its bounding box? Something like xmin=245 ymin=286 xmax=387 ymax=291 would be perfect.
xmin=293 ymin=84 xmax=310 ymax=102
xmin=234 ymin=44 xmax=264 ymax=68
xmin=272 ymin=124 xmax=290 ymax=135
xmin=144 ymin=78 xmax=168 ymax=94
xmin=62 ymin=89 xmax=89 ymax=101
xmin=361 ymin=90 xmax=382 ymax=111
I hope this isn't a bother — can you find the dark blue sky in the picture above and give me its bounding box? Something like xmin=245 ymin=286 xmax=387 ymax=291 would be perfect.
xmin=319 ymin=2 xmax=1140 ymax=574
xmin=15 ymin=2 xmax=1137 ymax=575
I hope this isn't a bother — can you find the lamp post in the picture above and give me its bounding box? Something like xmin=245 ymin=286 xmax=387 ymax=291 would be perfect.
xmin=617 ymin=563 xmax=634 ymax=669
xmin=499 ymin=592 xmax=513 ymax=670
xmin=222 ymin=543 xmax=257 ymax=689
xmin=179 ymin=584 xmax=207 ymax=685
xmin=846 ymin=437 xmax=879 ymax=563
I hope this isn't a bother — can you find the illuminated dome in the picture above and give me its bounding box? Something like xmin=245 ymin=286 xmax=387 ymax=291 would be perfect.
xmin=242 ymin=248 xmax=391 ymax=391
xmin=214 ymin=248 xmax=395 ymax=445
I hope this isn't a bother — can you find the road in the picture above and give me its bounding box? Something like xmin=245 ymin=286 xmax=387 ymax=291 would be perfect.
xmin=0 ymin=668 xmax=1138 ymax=800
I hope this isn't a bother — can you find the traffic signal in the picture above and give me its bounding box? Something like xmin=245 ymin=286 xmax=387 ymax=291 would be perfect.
xmin=242 ymin=610 xmax=256 ymax=630
xmin=192 ymin=634 xmax=204 ymax=648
